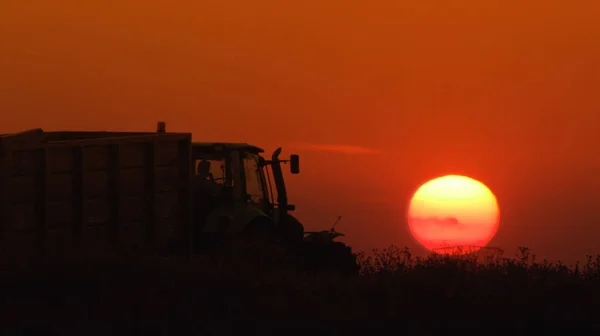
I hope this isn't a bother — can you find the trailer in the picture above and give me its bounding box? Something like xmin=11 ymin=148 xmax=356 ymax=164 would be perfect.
xmin=0 ymin=125 xmax=359 ymax=275
xmin=0 ymin=128 xmax=193 ymax=259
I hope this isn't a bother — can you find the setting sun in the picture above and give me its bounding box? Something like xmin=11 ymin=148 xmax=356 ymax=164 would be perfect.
xmin=407 ymin=175 xmax=500 ymax=253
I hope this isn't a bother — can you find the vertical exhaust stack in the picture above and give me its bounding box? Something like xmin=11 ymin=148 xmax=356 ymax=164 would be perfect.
xmin=157 ymin=121 xmax=166 ymax=133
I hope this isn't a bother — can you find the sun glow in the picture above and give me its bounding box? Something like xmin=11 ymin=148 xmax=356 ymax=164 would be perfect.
xmin=407 ymin=175 xmax=500 ymax=253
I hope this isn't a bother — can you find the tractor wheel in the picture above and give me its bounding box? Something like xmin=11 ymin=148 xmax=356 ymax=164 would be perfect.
xmin=276 ymin=214 xmax=305 ymax=245
xmin=243 ymin=216 xmax=274 ymax=236
xmin=240 ymin=216 xmax=276 ymax=249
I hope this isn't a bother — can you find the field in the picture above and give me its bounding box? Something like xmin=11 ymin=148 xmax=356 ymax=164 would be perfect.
xmin=1 ymin=244 xmax=599 ymax=334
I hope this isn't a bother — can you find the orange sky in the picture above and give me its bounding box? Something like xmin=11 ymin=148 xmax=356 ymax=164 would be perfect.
xmin=2 ymin=0 xmax=600 ymax=263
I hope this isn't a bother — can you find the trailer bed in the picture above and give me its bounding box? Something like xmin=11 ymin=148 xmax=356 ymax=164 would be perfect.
xmin=0 ymin=129 xmax=193 ymax=259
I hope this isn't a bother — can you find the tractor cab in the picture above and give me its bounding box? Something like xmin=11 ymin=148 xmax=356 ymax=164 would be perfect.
xmin=155 ymin=121 xmax=302 ymax=244
xmin=190 ymin=142 xmax=269 ymax=212
xmin=189 ymin=142 xmax=300 ymax=238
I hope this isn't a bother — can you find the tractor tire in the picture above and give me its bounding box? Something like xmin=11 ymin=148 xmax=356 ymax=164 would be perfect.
xmin=243 ymin=216 xmax=274 ymax=238
xmin=239 ymin=216 xmax=277 ymax=251
xmin=276 ymin=214 xmax=305 ymax=245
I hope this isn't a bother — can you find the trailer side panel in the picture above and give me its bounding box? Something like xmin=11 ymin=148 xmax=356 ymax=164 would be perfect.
xmin=0 ymin=131 xmax=193 ymax=260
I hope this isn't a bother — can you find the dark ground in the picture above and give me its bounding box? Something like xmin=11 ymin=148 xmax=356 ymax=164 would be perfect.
xmin=0 ymin=245 xmax=599 ymax=335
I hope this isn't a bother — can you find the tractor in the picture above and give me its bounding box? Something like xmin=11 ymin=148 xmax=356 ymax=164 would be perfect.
xmin=159 ymin=122 xmax=359 ymax=274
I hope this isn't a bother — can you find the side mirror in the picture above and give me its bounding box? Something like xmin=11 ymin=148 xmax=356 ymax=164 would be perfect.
xmin=290 ymin=154 xmax=300 ymax=174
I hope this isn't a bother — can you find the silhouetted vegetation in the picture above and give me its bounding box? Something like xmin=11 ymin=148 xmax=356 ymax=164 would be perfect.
xmin=1 ymin=245 xmax=599 ymax=334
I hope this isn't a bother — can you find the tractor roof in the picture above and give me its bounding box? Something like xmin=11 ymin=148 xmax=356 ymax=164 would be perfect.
xmin=192 ymin=142 xmax=264 ymax=153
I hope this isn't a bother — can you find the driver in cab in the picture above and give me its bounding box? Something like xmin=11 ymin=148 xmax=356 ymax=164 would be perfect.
xmin=194 ymin=160 xmax=220 ymax=195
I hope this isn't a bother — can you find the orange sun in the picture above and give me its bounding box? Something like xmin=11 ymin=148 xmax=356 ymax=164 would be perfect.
xmin=407 ymin=175 xmax=500 ymax=254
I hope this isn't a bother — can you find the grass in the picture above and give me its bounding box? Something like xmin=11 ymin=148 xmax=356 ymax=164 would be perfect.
xmin=1 ymin=244 xmax=599 ymax=334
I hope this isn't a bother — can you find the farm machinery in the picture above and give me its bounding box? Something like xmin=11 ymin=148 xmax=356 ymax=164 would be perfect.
xmin=0 ymin=122 xmax=358 ymax=274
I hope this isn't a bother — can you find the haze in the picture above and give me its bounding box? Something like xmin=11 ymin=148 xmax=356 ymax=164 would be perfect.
xmin=409 ymin=217 xmax=495 ymax=250
xmin=2 ymin=1 xmax=600 ymax=263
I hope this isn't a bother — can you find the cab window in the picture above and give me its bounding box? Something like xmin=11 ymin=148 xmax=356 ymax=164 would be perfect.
xmin=194 ymin=159 xmax=227 ymax=184
xmin=243 ymin=155 xmax=265 ymax=204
